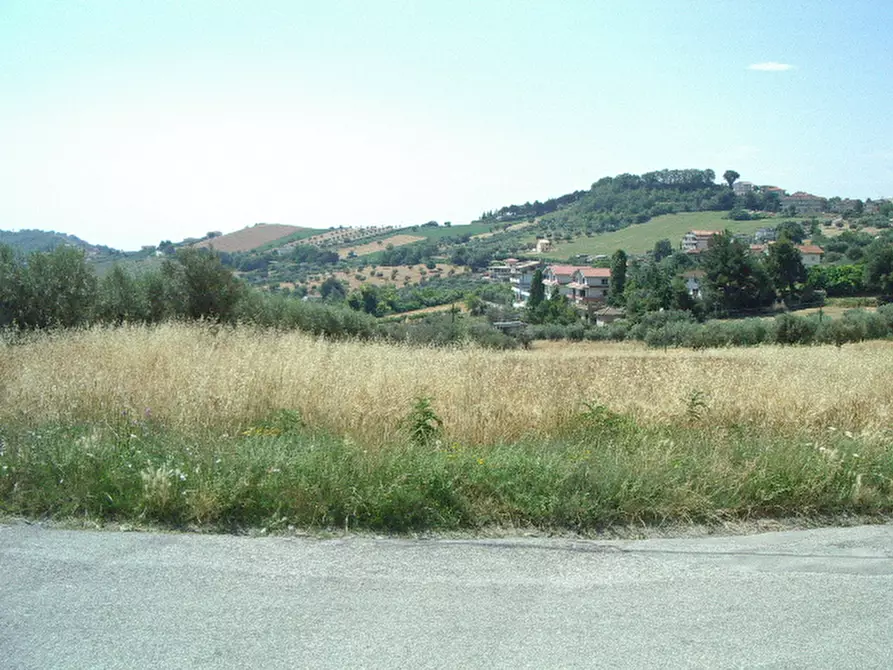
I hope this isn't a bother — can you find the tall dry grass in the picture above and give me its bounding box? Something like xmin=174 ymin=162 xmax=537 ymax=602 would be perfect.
xmin=2 ymin=323 xmax=893 ymax=445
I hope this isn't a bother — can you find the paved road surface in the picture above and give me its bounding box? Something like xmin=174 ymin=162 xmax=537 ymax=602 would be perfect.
xmin=2 ymin=522 xmax=892 ymax=669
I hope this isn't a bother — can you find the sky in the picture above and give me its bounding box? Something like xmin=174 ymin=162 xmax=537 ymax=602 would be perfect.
xmin=1 ymin=1 xmax=892 ymax=250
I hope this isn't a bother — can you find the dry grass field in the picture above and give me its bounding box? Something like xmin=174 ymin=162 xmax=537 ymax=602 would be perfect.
xmin=3 ymin=324 xmax=892 ymax=530
xmin=336 ymin=234 xmax=424 ymax=259
xmin=194 ymin=224 xmax=304 ymax=253
xmin=4 ymin=324 xmax=892 ymax=446
xmin=279 ymin=263 xmax=468 ymax=292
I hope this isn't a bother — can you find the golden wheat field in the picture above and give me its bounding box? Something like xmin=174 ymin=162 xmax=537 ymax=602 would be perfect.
xmin=2 ymin=324 xmax=892 ymax=445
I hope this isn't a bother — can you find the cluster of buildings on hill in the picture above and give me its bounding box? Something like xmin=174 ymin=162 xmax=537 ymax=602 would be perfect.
xmin=485 ymin=226 xmax=827 ymax=320
xmin=731 ymin=182 xmax=890 ymax=216
xmin=681 ymin=230 xmax=824 ymax=266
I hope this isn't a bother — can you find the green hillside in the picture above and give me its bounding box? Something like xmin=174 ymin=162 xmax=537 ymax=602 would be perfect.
xmin=0 ymin=229 xmax=111 ymax=255
xmin=400 ymin=222 xmax=494 ymax=240
xmin=540 ymin=212 xmax=799 ymax=259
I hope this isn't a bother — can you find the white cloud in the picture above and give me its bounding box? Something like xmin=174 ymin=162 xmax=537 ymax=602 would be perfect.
xmin=747 ymin=62 xmax=795 ymax=72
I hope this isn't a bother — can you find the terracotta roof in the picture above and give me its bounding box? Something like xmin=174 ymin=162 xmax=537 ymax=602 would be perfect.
xmin=689 ymin=230 xmax=721 ymax=237
xmin=577 ymin=267 xmax=611 ymax=278
xmin=504 ymin=258 xmax=519 ymax=264
xmin=797 ymin=244 xmax=824 ymax=255
xmin=787 ymin=192 xmax=821 ymax=199
xmin=546 ymin=264 xmax=588 ymax=276
xmin=750 ymin=244 xmax=768 ymax=252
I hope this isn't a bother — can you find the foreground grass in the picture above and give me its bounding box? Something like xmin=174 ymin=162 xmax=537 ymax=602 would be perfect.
xmin=2 ymin=324 xmax=892 ymax=531
xmin=2 ymin=417 xmax=891 ymax=532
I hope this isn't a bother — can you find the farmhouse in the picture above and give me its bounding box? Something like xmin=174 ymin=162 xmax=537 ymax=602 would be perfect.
xmin=681 ymin=230 xmax=721 ymax=253
xmin=797 ymin=244 xmax=825 ymax=267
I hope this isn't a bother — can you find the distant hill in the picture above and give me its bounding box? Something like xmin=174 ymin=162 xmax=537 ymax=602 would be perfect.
xmin=0 ymin=229 xmax=115 ymax=255
xmin=194 ymin=224 xmax=321 ymax=253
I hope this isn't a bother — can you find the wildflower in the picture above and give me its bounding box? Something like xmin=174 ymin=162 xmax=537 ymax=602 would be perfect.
xmin=477 ymin=457 xmax=485 ymax=465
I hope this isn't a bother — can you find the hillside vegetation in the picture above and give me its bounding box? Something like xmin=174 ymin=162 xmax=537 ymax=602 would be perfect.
xmin=540 ymin=212 xmax=801 ymax=259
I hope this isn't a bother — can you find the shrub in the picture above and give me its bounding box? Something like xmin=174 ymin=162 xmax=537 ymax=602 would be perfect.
xmin=774 ymin=313 xmax=818 ymax=345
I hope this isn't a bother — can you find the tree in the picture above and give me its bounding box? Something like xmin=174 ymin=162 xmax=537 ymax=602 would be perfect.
xmin=464 ymin=293 xmax=484 ymax=316
xmin=161 ymin=248 xmax=244 ymax=322
xmin=863 ymin=242 xmax=893 ymax=298
xmin=19 ymin=246 xmax=98 ymax=328
xmin=609 ymin=250 xmax=627 ymax=305
xmin=528 ymin=268 xmax=545 ymax=308
xmin=723 ymin=170 xmax=740 ymax=188
xmin=528 ymin=286 xmax=578 ymax=325
xmin=653 ymin=239 xmax=673 ymax=262
xmin=622 ymin=260 xmax=673 ymax=317
xmin=97 ymin=264 xmax=146 ymax=324
xmin=766 ymin=237 xmax=806 ymax=300
xmin=319 ymin=276 xmax=347 ymax=302
xmin=701 ymin=232 xmax=775 ymax=315
xmin=776 ymin=220 xmax=805 ymax=243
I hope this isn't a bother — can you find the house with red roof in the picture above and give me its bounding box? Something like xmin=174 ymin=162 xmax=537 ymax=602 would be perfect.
xmin=541 ymin=264 xmax=612 ymax=306
xmin=567 ymin=267 xmax=612 ymax=307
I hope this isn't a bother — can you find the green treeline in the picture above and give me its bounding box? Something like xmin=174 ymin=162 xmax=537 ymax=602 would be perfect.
xmin=0 ymin=244 xmax=523 ymax=348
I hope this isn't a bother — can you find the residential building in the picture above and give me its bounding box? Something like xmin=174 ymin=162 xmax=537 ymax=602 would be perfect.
xmin=779 ymin=191 xmax=825 ymax=215
xmin=732 ymin=181 xmax=755 ymax=196
xmin=535 ymin=238 xmax=552 ymax=254
xmin=510 ymin=260 xmax=541 ymax=302
xmin=754 ymin=227 xmax=776 ymax=243
xmin=681 ymin=230 xmax=721 ymax=253
xmin=567 ymin=267 xmax=612 ymax=308
xmin=761 ymin=185 xmax=786 ymax=195
xmin=541 ymin=264 xmax=581 ymax=297
xmin=681 ymin=270 xmax=705 ymax=298
xmin=797 ymin=244 xmax=824 ymax=267
xmin=748 ymin=242 xmax=824 ymax=267
xmin=486 ymin=258 xmax=519 ymax=281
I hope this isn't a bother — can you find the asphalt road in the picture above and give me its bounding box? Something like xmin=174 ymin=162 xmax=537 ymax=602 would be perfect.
xmin=1 ymin=522 xmax=892 ymax=669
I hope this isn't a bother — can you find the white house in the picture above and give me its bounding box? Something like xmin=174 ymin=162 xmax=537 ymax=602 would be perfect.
xmin=797 ymin=244 xmax=825 ymax=267
xmin=567 ymin=267 xmax=612 ymax=307
xmin=542 ymin=265 xmax=583 ymax=297
xmin=511 ymin=260 xmax=541 ymax=302
xmin=682 ymin=230 xmax=721 ymax=253
xmin=681 ymin=270 xmax=705 ymax=298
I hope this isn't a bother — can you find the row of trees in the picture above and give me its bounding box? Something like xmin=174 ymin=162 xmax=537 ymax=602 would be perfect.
xmin=0 ymin=245 xmax=244 ymax=329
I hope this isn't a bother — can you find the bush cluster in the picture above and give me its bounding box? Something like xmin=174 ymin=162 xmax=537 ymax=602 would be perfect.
xmin=523 ymin=305 xmax=893 ymax=349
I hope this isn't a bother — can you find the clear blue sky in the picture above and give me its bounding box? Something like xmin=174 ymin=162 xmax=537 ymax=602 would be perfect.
xmin=2 ymin=1 xmax=891 ymax=250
